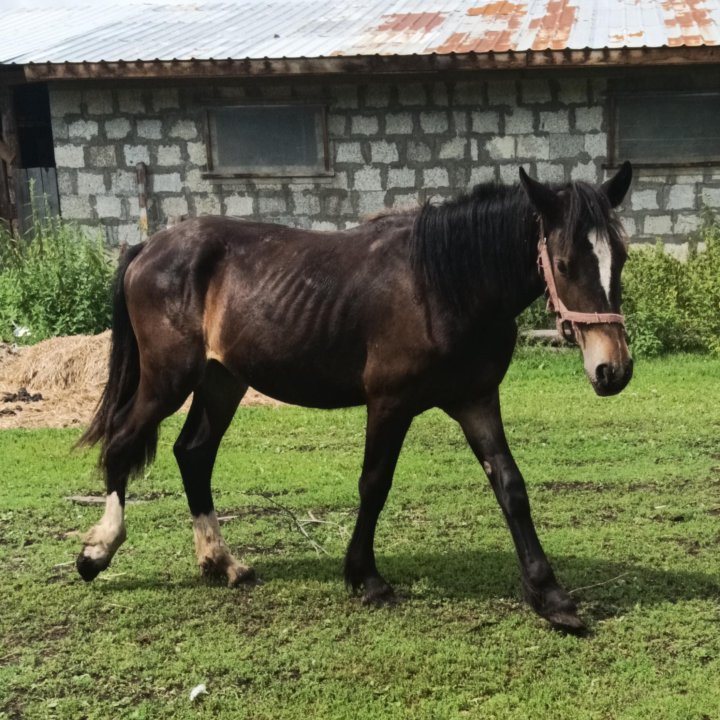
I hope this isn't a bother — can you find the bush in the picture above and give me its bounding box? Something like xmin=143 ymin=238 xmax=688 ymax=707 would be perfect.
xmin=519 ymin=212 xmax=720 ymax=356
xmin=0 ymin=207 xmax=115 ymax=343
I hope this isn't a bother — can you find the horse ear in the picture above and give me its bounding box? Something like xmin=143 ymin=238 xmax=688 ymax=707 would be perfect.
xmin=519 ymin=167 xmax=562 ymax=224
xmin=601 ymin=161 xmax=632 ymax=208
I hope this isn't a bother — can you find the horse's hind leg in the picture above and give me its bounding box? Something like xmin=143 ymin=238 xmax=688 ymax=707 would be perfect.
xmin=173 ymin=360 xmax=254 ymax=587
xmin=77 ymin=373 xmax=193 ymax=581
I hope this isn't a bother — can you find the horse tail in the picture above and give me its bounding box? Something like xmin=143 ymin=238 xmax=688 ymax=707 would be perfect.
xmin=79 ymin=242 xmax=146 ymax=456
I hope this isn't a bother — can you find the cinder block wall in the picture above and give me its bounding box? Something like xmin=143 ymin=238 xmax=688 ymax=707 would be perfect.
xmin=49 ymin=73 xmax=720 ymax=248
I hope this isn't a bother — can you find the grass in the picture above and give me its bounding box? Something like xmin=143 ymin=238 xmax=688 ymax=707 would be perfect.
xmin=1 ymin=350 xmax=719 ymax=720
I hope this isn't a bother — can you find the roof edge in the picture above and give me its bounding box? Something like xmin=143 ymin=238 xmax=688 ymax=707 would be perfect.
xmin=17 ymin=45 xmax=720 ymax=82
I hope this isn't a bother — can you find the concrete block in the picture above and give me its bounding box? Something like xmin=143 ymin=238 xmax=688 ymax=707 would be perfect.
xmin=336 ymin=142 xmax=364 ymax=164
xmin=370 ymin=141 xmax=399 ymax=163
xmin=61 ymin=195 xmax=92 ymax=219
xmin=169 ymin=120 xmax=198 ymax=140
xmin=183 ymin=169 xmax=213 ymax=193
xmin=453 ymin=111 xmax=468 ymax=133
xmin=673 ymin=214 xmax=701 ymax=234
xmin=118 ymin=223 xmax=142 ymax=246
xmin=398 ymin=83 xmax=427 ymax=106
xmin=51 ymin=116 xmax=69 ymax=141
xmin=423 ymin=168 xmax=449 ymax=187
xmin=453 ymin=81 xmax=483 ymax=106
xmin=137 ymin=119 xmax=162 ymax=140
xmin=364 ymin=85 xmax=391 ymax=108
xmin=584 ymin=133 xmax=607 ymax=159
xmin=333 ymin=85 xmax=359 ymax=109
xmin=105 ymin=118 xmax=131 ymax=139
xmin=643 ymin=215 xmax=672 ymax=235
xmin=358 ymin=191 xmax=386 ymax=216
xmin=77 ymin=171 xmax=107 ymax=196
xmin=439 ymin=137 xmax=467 ymax=160
xmin=88 ymin=146 xmax=117 ymax=168
xmin=118 ymin=90 xmax=146 ymax=114
xmin=387 ymin=168 xmax=416 ymax=188
xmin=111 ymin=170 xmax=137 ymax=195
xmin=632 ymin=189 xmax=660 ymax=211
xmin=152 ymin=88 xmax=180 ymax=111
xmin=292 ymin=192 xmax=321 ymax=216
xmin=666 ymin=184 xmax=696 ymax=210
xmin=521 ymin=79 xmax=552 ymax=104
xmin=385 ymin=113 xmax=414 ymax=135
xmin=49 ymin=89 xmax=82 ymax=117
xmin=432 ymin=82 xmax=449 ymax=106
xmin=407 ymin=141 xmax=432 ymax=163
xmin=186 ymin=142 xmax=207 ymax=166
xmin=549 ymin=134 xmax=584 ymax=160
xmin=193 ymin=194 xmax=221 ymax=216
xmin=353 ymin=166 xmax=382 ymax=192
xmin=124 ymin=145 xmax=150 ymax=166
xmin=419 ymin=111 xmax=449 ymax=134
xmin=54 ymin=144 xmax=85 ymax=168
xmin=84 ymin=90 xmax=114 ymax=115
xmin=486 ymin=137 xmax=515 ymax=160
xmin=558 ymin=78 xmax=589 ymax=105
xmin=157 ymin=145 xmax=183 ymax=167
xmin=311 ymin=220 xmax=340 ymax=231
xmin=56 ymin=169 xmax=76 ymax=195
xmin=69 ymin=119 xmax=98 ymax=139
xmin=575 ymin=106 xmax=604 ymax=133
xmin=517 ymin=135 xmax=549 ymax=160
xmin=225 ymin=195 xmax=254 ymax=216
xmin=469 ymin=166 xmax=497 ymax=185
xmin=505 ymin=108 xmax=534 ymax=134
xmin=570 ymin=161 xmax=598 ymax=182
xmin=351 ymin=116 xmax=379 ymax=136
xmin=261 ymin=84 xmax=292 ymax=100
xmin=487 ymin=80 xmax=517 ymax=106
xmin=499 ymin=164 xmax=520 ymax=185
xmin=258 ymin=196 xmax=288 ymax=214
xmin=95 ymin=195 xmax=122 ymax=218
xmin=535 ymin=162 xmax=565 ymax=183
xmin=701 ymin=186 xmax=720 ymax=208
xmin=152 ymin=173 xmax=183 ymax=193
xmin=538 ymin=111 xmax=570 ymax=134
xmin=161 ymin=196 xmax=189 ymax=219
xmin=328 ymin=114 xmax=348 ymax=136
xmin=471 ymin=111 xmax=500 ymax=134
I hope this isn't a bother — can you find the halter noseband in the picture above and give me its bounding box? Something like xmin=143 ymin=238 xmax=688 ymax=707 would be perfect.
xmin=537 ymin=232 xmax=625 ymax=345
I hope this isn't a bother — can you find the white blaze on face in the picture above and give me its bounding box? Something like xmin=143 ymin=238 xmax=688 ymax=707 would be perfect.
xmin=83 ymin=491 xmax=126 ymax=562
xmin=588 ymin=228 xmax=613 ymax=302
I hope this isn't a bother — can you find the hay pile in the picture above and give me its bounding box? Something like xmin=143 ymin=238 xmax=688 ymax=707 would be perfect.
xmin=0 ymin=332 xmax=279 ymax=430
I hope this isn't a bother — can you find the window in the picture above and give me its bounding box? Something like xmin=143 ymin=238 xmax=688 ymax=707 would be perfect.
xmin=610 ymin=92 xmax=720 ymax=167
xmin=205 ymin=104 xmax=330 ymax=178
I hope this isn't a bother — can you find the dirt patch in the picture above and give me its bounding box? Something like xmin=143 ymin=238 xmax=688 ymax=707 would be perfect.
xmin=0 ymin=333 xmax=281 ymax=430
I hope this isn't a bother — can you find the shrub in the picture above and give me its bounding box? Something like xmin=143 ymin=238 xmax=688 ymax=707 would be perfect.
xmin=0 ymin=206 xmax=115 ymax=343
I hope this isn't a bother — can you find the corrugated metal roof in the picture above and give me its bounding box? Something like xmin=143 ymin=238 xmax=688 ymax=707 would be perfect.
xmin=1 ymin=0 xmax=719 ymax=66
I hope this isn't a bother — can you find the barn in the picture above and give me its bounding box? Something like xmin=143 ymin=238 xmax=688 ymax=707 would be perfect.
xmin=0 ymin=0 xmax=719 ymax=254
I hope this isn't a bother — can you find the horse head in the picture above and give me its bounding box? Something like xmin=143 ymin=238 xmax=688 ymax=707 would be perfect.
xmin=520 ymin=162 xmax=634 ymax=396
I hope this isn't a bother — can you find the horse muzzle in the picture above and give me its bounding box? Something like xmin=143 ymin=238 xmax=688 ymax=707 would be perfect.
xmin=578 ymin=325 xmax=633 ymax=396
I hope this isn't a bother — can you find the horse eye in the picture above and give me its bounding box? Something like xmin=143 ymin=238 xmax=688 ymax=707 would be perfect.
xmin=555 ymin=259 xmax=569 ymax=276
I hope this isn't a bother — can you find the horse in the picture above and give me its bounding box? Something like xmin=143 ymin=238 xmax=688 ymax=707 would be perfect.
xmin=77 ymin=162 xmax=633 ymax=632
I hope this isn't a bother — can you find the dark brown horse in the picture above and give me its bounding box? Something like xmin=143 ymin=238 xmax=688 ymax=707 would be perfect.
xmin=77 ymin=163 xmax=633 ymax=631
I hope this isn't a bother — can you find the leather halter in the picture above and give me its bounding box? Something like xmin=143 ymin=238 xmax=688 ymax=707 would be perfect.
xmin=537 ymin=234 xmax=625 ymax=344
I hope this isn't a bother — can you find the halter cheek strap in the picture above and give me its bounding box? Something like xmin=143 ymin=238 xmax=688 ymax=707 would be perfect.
xmin=537 ymin=237 xmax=625 ymax=343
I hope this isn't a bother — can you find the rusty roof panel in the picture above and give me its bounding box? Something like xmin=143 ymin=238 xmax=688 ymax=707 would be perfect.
xmin=1 ymin=0 xmax=719 ymax=66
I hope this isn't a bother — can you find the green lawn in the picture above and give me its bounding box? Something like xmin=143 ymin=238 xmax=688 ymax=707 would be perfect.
xmin=1 ymin=351 xmax=719 ymax=720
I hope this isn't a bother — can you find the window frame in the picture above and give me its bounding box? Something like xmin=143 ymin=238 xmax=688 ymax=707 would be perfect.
xmin=607 ymin=90 xmax=720 ymax=170
xmin=202 ymin=101 xmax=332 ymax=180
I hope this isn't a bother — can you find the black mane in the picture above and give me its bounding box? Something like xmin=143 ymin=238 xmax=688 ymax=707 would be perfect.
xmin=410 ymin=182 xmax=538 ymax=312
xmin=409 ymin=180 xmax=623 ymax=313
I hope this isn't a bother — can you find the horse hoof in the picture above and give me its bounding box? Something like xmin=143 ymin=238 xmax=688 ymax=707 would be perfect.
xmin=76 ymin=553 xmax=109 ymax=582
xmin=227 ymin=565 xmax=257 ymax=588
xmin=546 ymin=610 xmax=587 ymax=635
xmin=361 ymin=580 xmax=396 ymax=607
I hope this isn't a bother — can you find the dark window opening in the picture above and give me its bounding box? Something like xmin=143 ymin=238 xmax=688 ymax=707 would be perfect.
xmin=205 ymin=104 xmax=329 ymax=177
xmin=14 ymin=83 xmax=55 ymax=168
xmin=611 ymin=91 xmax=720 ymax=167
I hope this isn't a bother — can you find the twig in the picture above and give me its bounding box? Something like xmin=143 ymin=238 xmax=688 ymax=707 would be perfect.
xmin=300 ymin=512 xmax=350 ymax=540
xmin=569 ymin=572 xmax=630 ymax=595
xmin=245 ymin=493 xmax=328 ymax=555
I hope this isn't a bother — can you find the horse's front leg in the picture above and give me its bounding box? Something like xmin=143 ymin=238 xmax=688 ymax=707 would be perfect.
xmin=344 ymin=400 xmax=412 ymax=605
xmin=446 ymin=391 xmax=584 ymax=632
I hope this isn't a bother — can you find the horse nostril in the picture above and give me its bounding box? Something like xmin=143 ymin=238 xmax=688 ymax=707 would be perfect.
xmin=596 ymin=363 xmax=613 ymax=385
